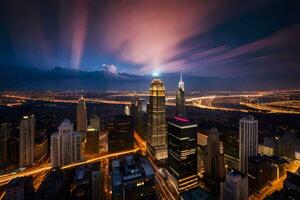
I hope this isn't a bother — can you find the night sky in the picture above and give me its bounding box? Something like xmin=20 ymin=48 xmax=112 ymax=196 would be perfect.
xmin=0 ymin=0 xmax=299 ymax=78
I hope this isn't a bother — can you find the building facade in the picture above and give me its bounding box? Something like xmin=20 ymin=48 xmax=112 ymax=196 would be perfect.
xmin=5 ymin=177 xmax=34 ymax=200
xmin=85 ymin=130 xmax=100 ymax=155
xmin=147 ymin=78 xmax=168 ymax=161
xmin=248 ymin=155 xmax=277 ymax=191
xmin=167 ymin=116 xmax=199 ymax=194
xmin=19 ymin=115 xmax=35 ymax=168
xmin=50 ymin=119 xmax=82 ymax=167
xmin=90 ymin=115 xmax=101 ymax=131
xmin=77 ymin=95 xmax=87 ymax=137
xmin=0 ymin=123 xmax=11 ymax=163
xmin=221 ymin=170 xmax=249 ymax=200
xmin=135 ymin=98 xmax=147 ymax=139
xmin=239 ymin=116 xmax=258 ymax=174
xmin=205 ymin=128 xmax=225 ymax=182
xmin=107 ymin=115 xmax=134 ymax=153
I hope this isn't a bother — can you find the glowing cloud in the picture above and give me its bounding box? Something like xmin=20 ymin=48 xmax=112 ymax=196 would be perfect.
xmin=99 ymin=0 xmax=252 ymax=74
xmin=99 ymin=1 xmax=205 ymax=73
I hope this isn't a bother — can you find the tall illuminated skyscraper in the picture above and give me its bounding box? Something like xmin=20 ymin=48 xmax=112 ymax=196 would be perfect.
xmin=147 ymin=78 xmax=168 ymax=161
xmin=19 ymin=115 xmax=35 ymax=167
xmin=167 ymin=116 xmax=198 ymax=194
xmin=50 ymin=119 xmax=82 ymax=167
xmin=239 ymin=116 xmax=258 ymax=174
xmin=77 ymin=95 xmax=87 ymax=136
xmin=176 ymin=74 xmax=185 ymax=117
xmin=0 ymin=123 xmax=12 ymax=163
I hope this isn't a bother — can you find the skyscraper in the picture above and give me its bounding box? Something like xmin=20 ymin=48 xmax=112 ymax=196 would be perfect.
xmin=90 ymin=115 xmax=100 ymax=131
xmin=0 ymin=123 xmax=11 ymax=163
xmin=50 ymin=119 xmax=82 ymax=167
xmin=19 ymin=115 xmax=35 ymax=168
xmin=239 ymin=116 xmax=258 ymax=174
xmin=136 ymin=98 xmax=147 ymax=139
xmin=147 ymin=78 xmax=168 ymax=161
xmin=176 ymin=73 xmax=185 ymax=117
xmin=167 ymin=116 xmax=199 ymax=194
xmin=77 ymin=95 xmax=87 ymax=137
xmin=221 ymin=170 xmax=249 ymax=200
xmin=107 ymin=115 xmax=134 ymax=153
xmin=205 ymin=128 xmax=225 ymax=180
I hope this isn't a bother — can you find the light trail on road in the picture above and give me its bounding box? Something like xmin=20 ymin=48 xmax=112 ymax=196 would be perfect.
xmin=3 ymin=92 xmax=300 ymax=114
xmin=250 ymin=160 xmax=300 ymax=200
xmin=61 ymin=148 xmax=139 ymax=169
xmin=0 ymin=148 xmax=140 ymax=185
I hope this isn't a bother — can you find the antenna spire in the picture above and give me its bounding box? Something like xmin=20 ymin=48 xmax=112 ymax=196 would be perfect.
xmin=178 ymin=73 xmax=184 ymax=91
xmin=80 ymin=89 xmax=84 ymax=100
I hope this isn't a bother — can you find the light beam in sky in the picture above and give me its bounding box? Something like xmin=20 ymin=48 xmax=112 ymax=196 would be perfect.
xmin=70 ymin=0 xmax=89 ymax=69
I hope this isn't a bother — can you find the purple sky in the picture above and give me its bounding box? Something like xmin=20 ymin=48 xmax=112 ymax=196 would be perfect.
xmin=0 ymin=0 xmax=299 ymax=78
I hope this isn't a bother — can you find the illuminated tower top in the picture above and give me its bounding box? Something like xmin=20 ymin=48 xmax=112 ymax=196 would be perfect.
xmin=178 ymin=73 xmax=184 ymax=91
xmin=78 ymin=93 xmax=86 ymax=107
xmin=149 ymin=79 xmax=165 ymax=97
xmin=176 ymin=73 xmax=185 ymax=117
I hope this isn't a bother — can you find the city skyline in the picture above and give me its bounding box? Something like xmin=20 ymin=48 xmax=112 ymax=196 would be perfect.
xmin=0 ymin=1 xmax=300 ymax=199
xmin=0 ymin=77 xmax=300 ymax=199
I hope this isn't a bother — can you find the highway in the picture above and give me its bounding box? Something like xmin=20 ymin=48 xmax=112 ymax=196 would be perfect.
xmin=240 ymin=102 xmax=300 ymax=114
xmin=3 ymin=92 xmax=300 ymax=114
xmin=0 ymin=148 xmax=140 ymax=185
xmin=1 ymin=94 xmax=132 ymax=105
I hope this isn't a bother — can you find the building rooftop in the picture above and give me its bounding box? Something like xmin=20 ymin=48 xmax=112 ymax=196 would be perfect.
xmin=181 ymin=187 xmax=215 ymax=200
xmin=248 ymin=155 xmax=268 ymax=165
xmin=112 ymin=155 xmax=154 ymax=187
xmin=227 ymin=169 xmax=247 ymax=178
xmin=240 ymin=115 xmax=257 ymax=122
xmin=168 ymin=116 xmax=197 ymax=128
xmin=6 ymin=176 xmax=33 ymax=188
xmin=262 ymin=155 xmax=288 ymax=165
